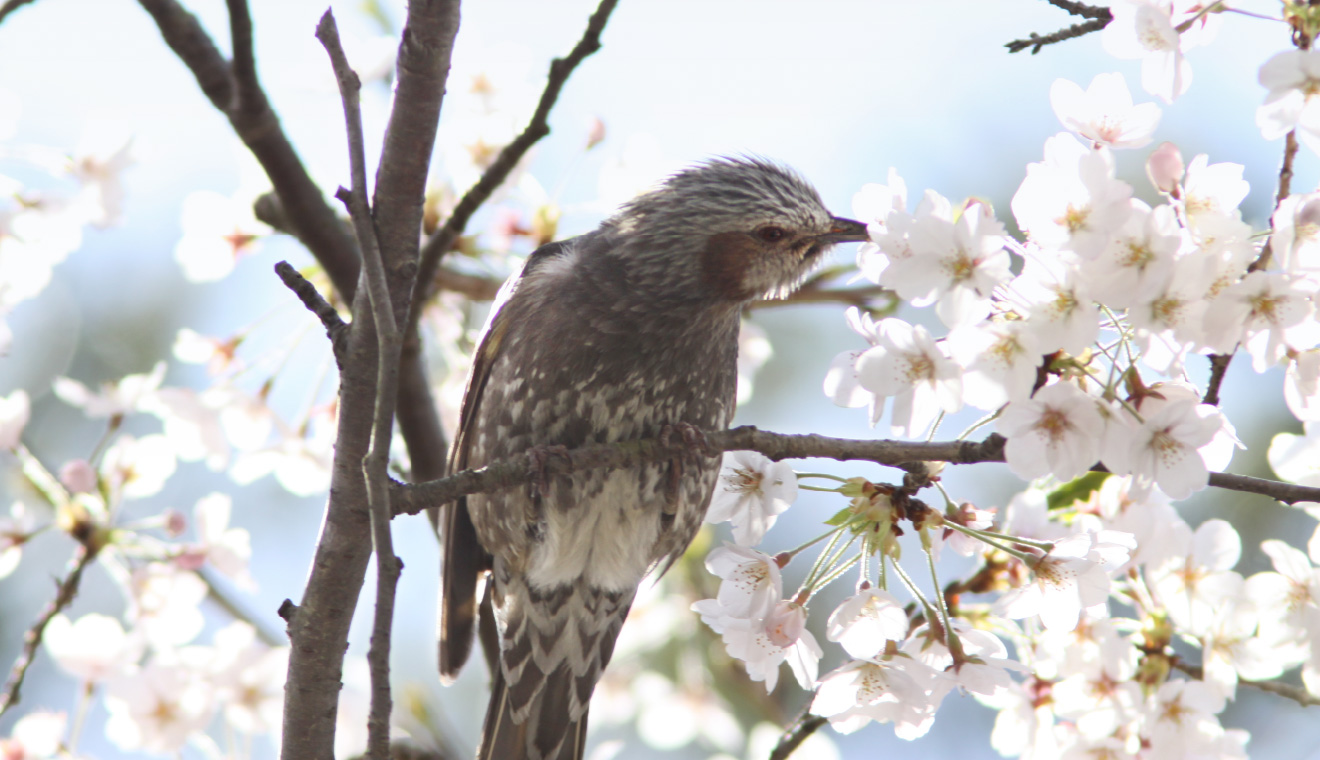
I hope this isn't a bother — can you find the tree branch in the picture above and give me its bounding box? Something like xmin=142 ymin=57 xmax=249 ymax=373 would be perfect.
xmin=1175 ymin=661 xmax=1320 ymax=708
xmin=1044 ymin=0 xmax=1111 ymax=19
xmin=0 ymin=540 xmax=99 ymax=717
xmin=0 ymin=0 xmax=37 ymax=25
xmin=274 ymin=261 xmax=348 ymax=365
xmin=768 ymin=708 xmax=828 ymax=760
xmin=411 ymin=0 xmax=620 ymax=333
xmin=318 ymin=11 xmax=405 ymax=759
xmin=1006 ymin=17 xmax=1109 ymax=54
xmin=136 ymin=0 xmax=361 ymax=302
xmin=392 ymin=427 xmax=1320 ymax=517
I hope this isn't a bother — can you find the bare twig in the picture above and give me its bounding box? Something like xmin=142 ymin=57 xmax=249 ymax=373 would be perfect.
xmin=198 ymin=567 xmax=284 ymax=647
xmin=768 ymin=708 xmax=828 ymax=760
xmin=393 ymin=427 xmax=1320 ymax=517
xmin=274 ymin=261 xmax=348 ymax=364
xmin=1204 ymin=125 xmax=1303 ymax=406
xmin=1006 ymin=18 xmax=1109 ymax=54
xmin=1045 ymin=0 xmax=1111 ymax=19
xmin=0 ymin=0 xmax=38 ymax=25
xmin=0 ymin=541 xmax=100 ymax=717
xmin=135 ymin=0 xmax=361 ymax=302
xmin=1175 ymin=661 xmax=1320 ymax=708
xmin=411 ymin=0 xmax=620 ymax=333
xmin=317 ymin=12 xmax=404 ymax=759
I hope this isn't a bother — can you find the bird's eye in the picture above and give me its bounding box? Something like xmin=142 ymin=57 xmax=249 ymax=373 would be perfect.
xmin=756 ymin=226 xmax=788 ymax=243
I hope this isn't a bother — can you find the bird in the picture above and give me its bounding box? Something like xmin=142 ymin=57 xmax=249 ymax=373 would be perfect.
xmin=437 ymin=156 xmax=868 ymax=760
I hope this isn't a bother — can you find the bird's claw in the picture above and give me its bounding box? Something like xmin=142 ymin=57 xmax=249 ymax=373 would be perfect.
xmin=659 ymin=423 xmax=714 ymax=460
xmin=526 ymin=444 xmax=572 ymax=498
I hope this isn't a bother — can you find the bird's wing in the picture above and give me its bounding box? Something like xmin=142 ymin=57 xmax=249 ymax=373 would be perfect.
xmin=438 ymin=238 xmax=576 ymax=682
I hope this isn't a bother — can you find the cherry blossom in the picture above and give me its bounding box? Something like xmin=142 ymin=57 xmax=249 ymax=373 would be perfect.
xmin=52 ymin=361 xmax=165 ymax=418
xmin=177 ymin=492 xmax=255 ymax=590
xmin=852 ymin=317 xmax=963 ymax=437
xmin=1270 ymin=421 xmax=1320 ymax=487
xmin=1080 ymin=200 xmax=1180 ymax=309
xmin=1257 ymin=48 xmax=1320 ymax=156
xmin=0 ymin=711 xmax=66 ymax=758
xmin=706 ymin=451 xmax=798 ymax=545
xmin=880 ymin=198 xmax=1011 ymax=328
xmin=43 ymin=614 xmax=142 ymax=683
xmin=0 ymin=388 xmax=28 ymax=449
xmin=1270 ymin=192 xmax=1320 ymax=276
xmin=997 ymin=381 xmax=1105 ymax=482
xmin=1202 ymin=271 xmax=1318 ymax=371
xmin=699 ymin=600 xmax=821 ymax=693
xmin=1147 ymin=519 xmax=1243 ymax=634
xmin=1146 ymin=141 xmax=1185 ymax=193
xmin=826 ymin=588 xmax=909 ymax=659
xmin=1050 ymin=72 xmax=1161 ymax=149
xmin=698 ymin=544 xmax=783 ymax=621
xmin=1180 ymin=154 xmax=1250 ymax=232
xmin=1285 ymin=348 xmax=1320 ymax=422
xmin=997 ymin=531 xmax=1133 ymax=632
xmin=1102 ymin=0 xmax=1193 ymax=102
xmin=1011 ymin=134 xmax=1133 ymax=259
xmin=1102 ymin=397 xmax=1224 ymax=500
xmin=810 ymin=654 xmax=941 ymax=739
xmin=945 ymin=319 xmax=1041 ymax=410
xmin=1009 ymin=252 xmax=1101 ymax=354
xmin=103 ymin=657 xmax=215 ymax=753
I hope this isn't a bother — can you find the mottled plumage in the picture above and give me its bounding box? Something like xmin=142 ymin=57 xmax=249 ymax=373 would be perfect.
xmin=439 ymin=157 xmax=867 ymax=760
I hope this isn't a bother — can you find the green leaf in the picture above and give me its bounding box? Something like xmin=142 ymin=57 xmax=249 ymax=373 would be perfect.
xmin=824 ymin=507 xmax=853 ymax=527
xmin=1047 ymin=471 xmax=1111 ymax=510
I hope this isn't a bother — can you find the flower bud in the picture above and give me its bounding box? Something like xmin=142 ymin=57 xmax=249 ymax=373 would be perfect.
xmin=59 ymin=459 xmax=97 ymax=494
xmin=1146 ymin=141 xmax=1184 ymax=194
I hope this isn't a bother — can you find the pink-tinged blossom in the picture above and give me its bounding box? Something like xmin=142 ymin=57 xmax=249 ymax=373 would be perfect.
xmin=1146 ymin=141 xmax=1185 ymax=193
xmin=52 ymin=361 xmax=165 ymax=418
xmin=706 ymin=451 xmax=797 ymax=546
xmin=996 ymin=531 xmax=1134 ymax=632
xmin=1203 ymin=271 xmax=1319 ymax=371
xmin=851 ymin=169 xmax=911 ymax=284
xmin=101 ymin=434 xmax=178 ymax=501
xmin=700 ymin=544 xmax=783 ymax=621
xmin=1050 ymin=72 xmax=1161 ymax=148
xmin=826 ymin=588 xmax=909 ymax=659
xmin=43 ymin=614 xmax=142 ymax=683
xmin=1270 ymin=421 xmax=1320 ymax=488
xmin=104 ymin=657 xmax=215 ymax=753
xmin=210 ymin=622 xmax=288 ymax=736
xmin=824 ymin=307 xmax=888 ymax=426
xmin=1147 ymin=519 xmax=1243 ymax=634
xmin=881 ymin=198 xmax=1012 ymax=328
xmin=944 ymin=318 xmax=1041 ymax=411
xmin=1181 ymin=154 xmax=1250 ymax=231
xmin=1143 ymin=680 xmax=1227 ymax=757
xmin=1101 ymin=397 xmax=1225 ymax=499
xmin=1009 ymin=252 xmax=1101 ymax=355
xmin=810 ymin=654 xmax=942 ymax=739
xmin=0 ymin=388 xmax=28 ymax=449
xmin=1102 ymin=0 xmax=1197 ymax=102
xmin=0 ymin=502 xmax=36 ymax=579
xmin=977 ymin=678 xmax=1064 ymax=760
xmin=1257 ymin=49 xmax=1320 ymax=156
xmin=127 ymin=563 xmax=207 ymax=647
xmin=174 ymin=190 xmax=267 ymax=283
xmin=1081 ymin=200 xmax=1180 ymax=308
xmin=58 ymin=458 xmax=97 ymax=494
xmin=1 ymin=711 xmax=66 ymax=758
xmin=1285 ymin=349 xmax=1320 ymax=422
xmin=1011 ymin=133 xmax=1133 ymax=259
xmin=853 ymin=318 xmax=963 ymax=437
xmin=1250 ymin=539 xmax=1320 ymax=645
xmin=1270 ymin=192 xmax=1320 ymax=276
xmin=1198 ymin=589 xmax=1301 ymax=700
xmin=997 ymin=381 xmax=1105 ymax=482
xmin=177 ymin=492 xmax=255 ymax=590
xmin=699 ymin=600 xmax=821 ymax=693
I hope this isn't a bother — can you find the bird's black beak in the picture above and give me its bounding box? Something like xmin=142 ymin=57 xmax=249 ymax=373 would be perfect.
xmin=817 ymin=216 xmax=870 ymax=244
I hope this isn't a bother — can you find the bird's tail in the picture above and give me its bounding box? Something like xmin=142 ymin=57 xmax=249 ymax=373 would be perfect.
xmin=478 ymin=660 xmax=588 ymax=760
xmin=477 ymin=575 xmax=634 ymax=759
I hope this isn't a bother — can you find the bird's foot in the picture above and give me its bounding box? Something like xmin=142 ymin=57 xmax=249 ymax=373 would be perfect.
xmin=659 ymin=423 xmax=714 ymax=461
xmin=526 ymin=444 xmax=572 ymax=498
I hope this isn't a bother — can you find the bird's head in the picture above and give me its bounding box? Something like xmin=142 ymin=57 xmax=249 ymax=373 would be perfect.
xmin=607 ymin=157 xmax=869 ymax=302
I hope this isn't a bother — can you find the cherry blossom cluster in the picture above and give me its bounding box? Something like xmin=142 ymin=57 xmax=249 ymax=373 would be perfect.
xmin=698 ymin=5 xmax=1320 ymax=757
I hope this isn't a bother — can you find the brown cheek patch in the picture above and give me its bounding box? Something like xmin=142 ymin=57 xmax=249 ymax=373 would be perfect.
xmin=700 ymin=231 xmax=759 ymax=301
